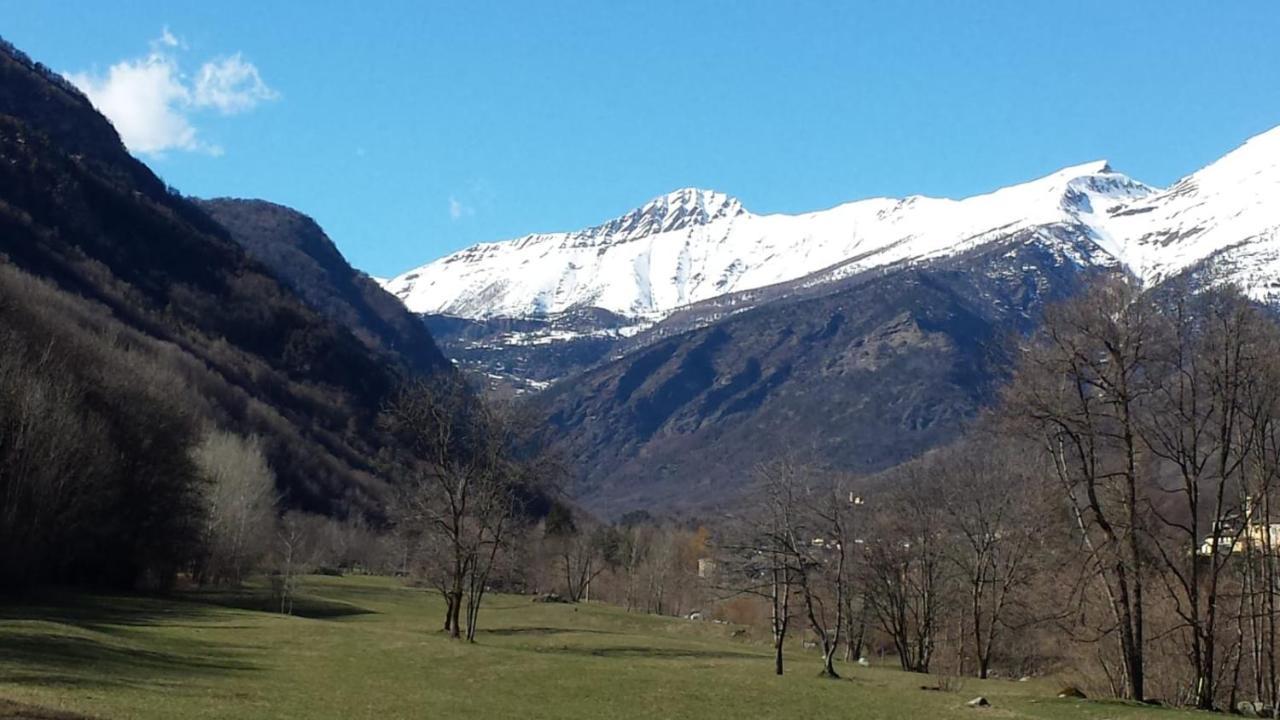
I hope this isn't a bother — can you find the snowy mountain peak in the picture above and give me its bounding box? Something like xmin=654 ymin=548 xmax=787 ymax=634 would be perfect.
xmin=1048 ymin=159 xmax=1112 ymax=180
xmin=1058 ymin=164 xmax=1156 ymax=216
xmin=1008 ymin=160 xmax=1148 ymax=203
xmin=383 ymin=125 xmax=1280 ymax=319
xmin=1084 ymin=124 xmax=1280 ymax=297
xmin=590 ymin=187 xmax=746 ymax=240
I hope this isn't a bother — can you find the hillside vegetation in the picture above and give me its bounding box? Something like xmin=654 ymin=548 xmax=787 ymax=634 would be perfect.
xmin=0 ymin=36 xmax=458 ymax=592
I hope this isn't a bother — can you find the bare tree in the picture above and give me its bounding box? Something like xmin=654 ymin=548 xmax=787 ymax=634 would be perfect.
xmin=0 ymin=333 xmax=105 ymax=586
xmin=618 ymin=523 xmax=653 ymax=612
xmin=462 ymin=460 xmax=523 ymax=642
xmin=540 ymin=502 xmax=608 ymax=603
xmin=1134 ymin=287 xmax=1279 ymax=709
xmin=938 ymin=438 xmax=1048 ymax=678
xmin=793 ymin=477 xmax=854 ymax=679
xmin=272 ymin=511 xmax=311 ymax=615
xmin=642 ymin=529 xmax=686 ymax=615
xmin=559 ymin=526 xmax=609 ymax=602
xmin=717 ymin=460 xmax=856 ymax=677
xmin=1002 ymin=277 xmax=1156 ymax=701
xmin=863 ymin=464 xmax=950 ymax=674
xmin=192 ymin=429 xmax=278 ymax=585
xmin=1238 ymin=362 xmax=1280 ymax=715
xmin=381 ymin=375 xmax=541 ymax=641
xmin=843 ymin=588 xmax=871 ymax=663
xmin=717 ymin=460 xmax=805 ymax=675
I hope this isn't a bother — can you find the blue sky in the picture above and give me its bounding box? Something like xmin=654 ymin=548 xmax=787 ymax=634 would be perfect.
xmin=4 ymin=2 xmax=1279 ymax=277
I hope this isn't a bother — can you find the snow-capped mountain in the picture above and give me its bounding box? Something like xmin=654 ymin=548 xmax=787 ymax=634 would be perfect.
xmin=382 ymin=124 xmax=1280 ymax=325
xmin=1090 ymin=126 xmax=1280 ymax=296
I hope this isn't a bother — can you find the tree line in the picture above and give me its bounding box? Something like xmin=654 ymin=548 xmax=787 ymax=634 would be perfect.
xmin=711 ymin=279 xmax=1280 ymax=713
xmin=0 ymin=255 xmax=698 ymax=638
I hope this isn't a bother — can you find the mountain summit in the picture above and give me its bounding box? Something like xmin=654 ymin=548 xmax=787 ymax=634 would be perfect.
xmin=1088 ymin=124 xmax=1280 ymax=294
xmin=592 ymin=188 xmax=746 ymax=240
xmin=386 ymin=128 xmax=1280 ymax=325
xmin=382 ymin=160 xmax=1161 ymax=320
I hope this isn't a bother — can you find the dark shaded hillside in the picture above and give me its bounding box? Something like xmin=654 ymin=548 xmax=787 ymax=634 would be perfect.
xmin=0 ymin=37 xmax=435 ymax=517
xmin=540 ymin=229 xmax=1114 ymax=516
xmin=195 ymin=198 xmax=449 ymax=375
xmin=424 ymin=307 xmax=631 ymax=394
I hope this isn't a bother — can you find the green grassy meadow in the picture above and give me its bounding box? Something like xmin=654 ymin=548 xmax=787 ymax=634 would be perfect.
xmin=0 ymin=576 xmax=1201 ymax=719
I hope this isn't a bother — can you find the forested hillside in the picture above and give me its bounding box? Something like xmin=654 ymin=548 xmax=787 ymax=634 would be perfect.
xmin=195 ymin=198 xmax=449 ymax=375
xmin=0 ymin=37 xmax=448 ymax=589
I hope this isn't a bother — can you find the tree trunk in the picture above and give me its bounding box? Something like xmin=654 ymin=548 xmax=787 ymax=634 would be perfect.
xmin=771 ymin=566 xmax=789 ymax=676
xmin=448 ymin=592 xmax=462 ymax=639
xmin=845 ymin=611 xmax=866 ymax=663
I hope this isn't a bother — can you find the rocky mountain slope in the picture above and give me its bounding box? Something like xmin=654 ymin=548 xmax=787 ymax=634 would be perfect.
xmin=540 ymin=226 xmax=1111 ymax=513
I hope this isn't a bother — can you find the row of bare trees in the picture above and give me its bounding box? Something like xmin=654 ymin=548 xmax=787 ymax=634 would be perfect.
xmin=0 ymin=259 xmax=451 ymax=596
xmin=378 ymin=374 xmax=718 ymax=641
xmin=481 ymin=506 xmax=712 ymax=618
xmin=1001 ymin=279 xmax=1280 ymax=709
xmin=714 ymin=444 xmax=1048 ymax=680
xmin=718 ymin=460 xmax=852 ymax=677
xmin=708 ymin=280 xmax=1280 ymax=712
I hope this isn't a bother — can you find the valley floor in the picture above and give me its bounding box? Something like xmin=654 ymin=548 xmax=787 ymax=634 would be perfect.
xmin=1 ymin=576 xmax=1195 ymax=719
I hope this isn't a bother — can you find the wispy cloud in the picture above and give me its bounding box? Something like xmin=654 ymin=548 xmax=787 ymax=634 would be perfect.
xmin=193 ymin=54 xmax=278 ymax=115
xmin=65 ymin=29 xmax=278 ymax=157
xmin=449 ymin=196 xmax=475 ymax=221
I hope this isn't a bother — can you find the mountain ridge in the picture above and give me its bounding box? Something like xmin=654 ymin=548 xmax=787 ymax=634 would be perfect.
xmin=194 ymin=197 xmax=450 ymax=376
xmin=384 ymin=125 xmax=1278 ymax=327
xmin=381 ymin=158 xmax=1155 ymax=321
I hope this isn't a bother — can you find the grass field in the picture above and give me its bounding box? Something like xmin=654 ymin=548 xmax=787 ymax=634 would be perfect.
xmin=0 ymin=576 xmax=1200 ymax=719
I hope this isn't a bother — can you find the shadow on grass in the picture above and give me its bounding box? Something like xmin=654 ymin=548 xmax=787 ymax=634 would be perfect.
xmin=481 ymin=601 xmax=547 ymax=611
xmin=480 ymin=627 xmax=618 ymax=637
xmin=179 ymin=590 xmax=373 ymax=620
xmin=0 ymin=630 xmax=257 ymax=691
xmin=1 ymin=592 xmax=215 ymax=635
xmin=533 ymin=645 xmax=762 ymax=661
xmin=0 ymin=587 xmax=318 ymax=693
xmin=2 ymin=586 xmax=373 ymax=627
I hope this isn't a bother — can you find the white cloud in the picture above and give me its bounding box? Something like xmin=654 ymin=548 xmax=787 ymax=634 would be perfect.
xmin=449 ymin=196 xmax=475 ymax=221
xmin=65 ymin=30 xmax=276 ymax=157
xmin=193 ymin=54 xmax=279 ymax=115
xmin=65 ymin=53 xmax=203 ymax=155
